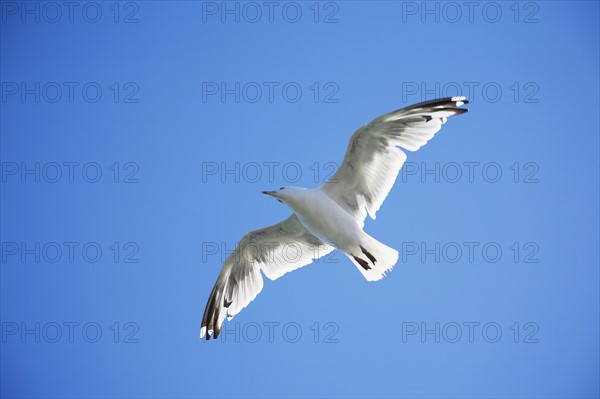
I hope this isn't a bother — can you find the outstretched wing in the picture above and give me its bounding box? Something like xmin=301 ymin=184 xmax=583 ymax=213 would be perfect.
xmin=321 ymin=96 xmax=468 ymax=225
xmin=201 ymin=214 xmax=333 ymax=340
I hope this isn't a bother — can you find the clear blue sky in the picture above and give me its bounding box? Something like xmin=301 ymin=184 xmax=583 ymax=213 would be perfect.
xmin=1 ymin=1 xmax=599 ymax=398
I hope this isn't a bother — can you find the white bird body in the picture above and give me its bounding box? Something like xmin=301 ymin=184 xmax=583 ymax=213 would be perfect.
xmin=272 ymin=187 xmax=398 ymax=282
xmin=201 ymin=97 xmax=469 ymax=340
xmin=278 ymin=187 xmax=361 ymax=251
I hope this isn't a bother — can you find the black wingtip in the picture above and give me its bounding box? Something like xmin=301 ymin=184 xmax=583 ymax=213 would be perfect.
xmin=403 ymin=96 xmax=469 ymax=110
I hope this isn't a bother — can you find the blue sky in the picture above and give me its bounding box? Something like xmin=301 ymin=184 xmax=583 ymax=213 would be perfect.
xmin=1 ymin=1 xmax=599 ymax=398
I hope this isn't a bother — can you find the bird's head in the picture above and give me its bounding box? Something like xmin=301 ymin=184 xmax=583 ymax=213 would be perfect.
xmin=262 ymin=186 xmax=303 ymax=204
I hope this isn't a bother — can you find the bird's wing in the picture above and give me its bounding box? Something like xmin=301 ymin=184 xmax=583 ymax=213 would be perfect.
xmin=201 ymin=214 xmax=333 ymax=340
xmin=320 ymin=97 xmax=468 ymax=225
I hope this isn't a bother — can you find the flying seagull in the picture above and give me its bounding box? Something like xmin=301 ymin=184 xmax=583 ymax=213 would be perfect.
xmin=201 ymin=97 xmax=468 ymax=340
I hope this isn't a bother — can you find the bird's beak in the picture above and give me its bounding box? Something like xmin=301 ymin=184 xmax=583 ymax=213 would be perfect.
xmin=262 ymin=191 xmax=277 ymax=197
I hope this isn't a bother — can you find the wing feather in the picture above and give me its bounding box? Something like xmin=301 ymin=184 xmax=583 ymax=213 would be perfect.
xmin=200 ymin=214 xmax=333 ymax=340
xmin=321 ymin=97 xmax=468 ymax=225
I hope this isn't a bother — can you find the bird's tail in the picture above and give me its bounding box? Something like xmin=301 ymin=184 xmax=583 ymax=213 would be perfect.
xmin=346 ymin=233 xmax=399 ymax=282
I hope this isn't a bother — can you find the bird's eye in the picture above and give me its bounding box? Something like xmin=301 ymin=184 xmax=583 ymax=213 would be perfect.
xmin=279 ymin=187 xmax=284 ymax=190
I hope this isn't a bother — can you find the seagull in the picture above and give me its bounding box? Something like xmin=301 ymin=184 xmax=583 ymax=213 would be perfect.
xmin=201 ymin=97 xmax=468 ymax=340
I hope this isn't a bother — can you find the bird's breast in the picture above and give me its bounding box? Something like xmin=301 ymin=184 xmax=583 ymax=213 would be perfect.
xmin=290 ymin=190 xmax=360 ymax=249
